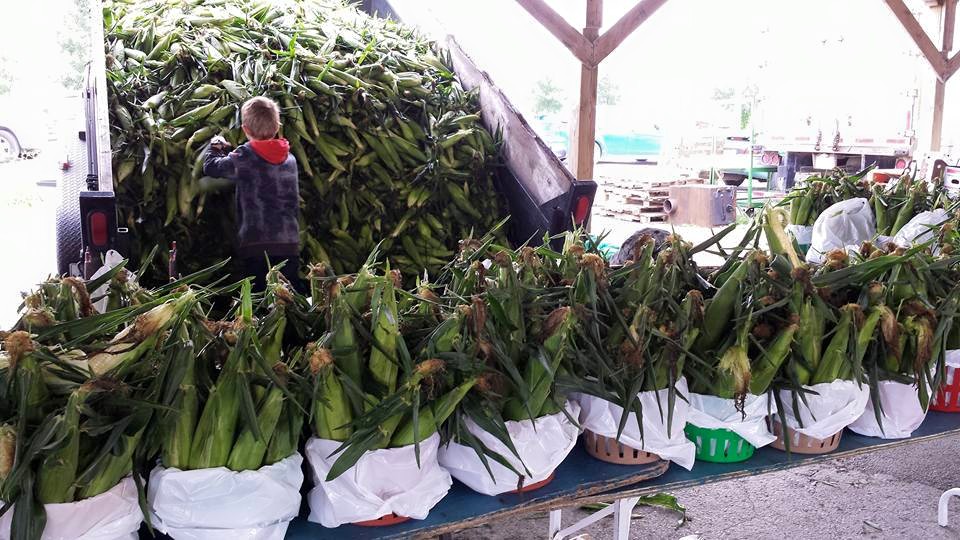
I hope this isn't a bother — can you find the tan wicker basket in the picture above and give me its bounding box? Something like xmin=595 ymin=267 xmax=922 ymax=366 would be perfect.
xmin=768 ymin=420 xmax=842 ymax=454
xmin=583 ymin=430 xmax=662 ymax=464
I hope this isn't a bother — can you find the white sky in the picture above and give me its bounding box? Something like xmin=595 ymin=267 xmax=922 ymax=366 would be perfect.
xmin=1 ymin=0 xmax=74 ymax=98
xmin=395 ymin=0 xmax=953 ymax=146
xmin=2 ymin=0 xmax=957 ymax=147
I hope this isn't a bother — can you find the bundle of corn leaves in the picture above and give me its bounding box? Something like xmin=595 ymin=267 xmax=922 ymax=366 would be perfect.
xmin=0 ymin=286 xmax=200 ymax=540
xmin=104 ymin=0 xmax=505 ymax=282
xmin=306 ymin=254 xmax=477 ymax=481
xmin=158 ymin=278 xmax=308 ymax=472
xmin=560 ymin=232 xmax=705 ymax=443
xmin=783 ymin=165 xmax=875 ymax=227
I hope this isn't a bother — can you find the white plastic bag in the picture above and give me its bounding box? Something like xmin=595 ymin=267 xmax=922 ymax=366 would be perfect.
xmin=306 ymin=433 xmax=451 ymax=528
xmin=771 ymin=380 xmax=870 ymax=439
xmin=576 ymin=377 xmax=695 ymax=470
xmin=148 ymin=453 xmax=304 ymax=540
xmin=0 ymin=476 xmax=142 ymax=540
xmin=438 ymin=401 xmax=579 ymax=496
xmin=947 ymin=349 xmax=960 ymax=370
xmin=806 ymin=198 xmax=875 ymax=264
xmin=786 ymin=224 xmax=813 ymax=247
xmin=893 ymin=209 xmax=950 ymax=248
xmin=848 ymin=380 xmax=927 ymax=439
xmin=686 ymin=393 xmax=776 ymax=448
xmin=89 ymin=250 xmax=136 ymax=314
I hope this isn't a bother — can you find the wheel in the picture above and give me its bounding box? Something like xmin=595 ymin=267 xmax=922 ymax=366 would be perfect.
xmin=0 ymin=128 xmax=21 ymax=161
xmin=594 ymin=141 xmax=603 ymax=163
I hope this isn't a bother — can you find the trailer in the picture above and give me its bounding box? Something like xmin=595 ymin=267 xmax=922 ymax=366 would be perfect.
xmin=55 ymin=0 xmax=597 ymax=277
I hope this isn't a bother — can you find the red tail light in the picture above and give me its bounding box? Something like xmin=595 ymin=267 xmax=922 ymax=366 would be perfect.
xmin=89 ymin=211 xmax=108 ymax=246
xmin=573 ymin=195 xmax=591 ymax=224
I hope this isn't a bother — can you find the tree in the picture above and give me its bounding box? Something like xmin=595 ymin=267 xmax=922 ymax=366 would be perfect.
xmin=598 ymin=75 xmax=620 ymax=106
xmin=0 ymin=56 xmax=11 ymax=96
xmin=532 ymin=78 xmax=564 ymax=116
xmin=59 ymin=0 xmax=92 ymax=91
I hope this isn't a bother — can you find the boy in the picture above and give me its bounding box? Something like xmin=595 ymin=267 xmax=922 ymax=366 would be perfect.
xmin=204 ymin=96 xmax=301 ymax=292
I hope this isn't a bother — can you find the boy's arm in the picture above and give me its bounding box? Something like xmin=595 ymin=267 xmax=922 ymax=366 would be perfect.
xmin=202 ymin=136 xmax=238 ymax=180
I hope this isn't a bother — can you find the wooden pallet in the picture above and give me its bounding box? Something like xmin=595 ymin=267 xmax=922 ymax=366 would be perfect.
xmin=599 ymin=177 xmax=704 ymax=191
xmin=600 ymin=209 xmax=668 ymax=223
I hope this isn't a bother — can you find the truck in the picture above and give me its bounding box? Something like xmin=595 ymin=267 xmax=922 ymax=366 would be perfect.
xmin=758 ymin=85 xmax=918 ymax=191
xmin=55 ymin=0 xmax=597 ymax=277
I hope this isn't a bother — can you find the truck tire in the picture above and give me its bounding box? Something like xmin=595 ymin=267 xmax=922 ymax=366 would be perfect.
xmin=0 ymin=128 xmax=21 ymax=161
xmin=56 ymin=134 xmax=88 ymax=276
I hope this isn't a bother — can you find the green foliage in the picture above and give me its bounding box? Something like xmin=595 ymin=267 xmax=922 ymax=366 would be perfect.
xmin=58 ymin=0 xmax=91 ymax=91
xmin=532 ymin=78 xmax=564 ymax=116
xmin=598 ymin=75 xmax=620 ymax=106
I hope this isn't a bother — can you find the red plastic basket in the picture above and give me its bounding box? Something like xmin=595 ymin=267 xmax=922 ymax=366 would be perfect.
xmin=932 ymin=366 xmax=960 ymax=412
xmin=353 ymin=513 xmax=411 ymax=527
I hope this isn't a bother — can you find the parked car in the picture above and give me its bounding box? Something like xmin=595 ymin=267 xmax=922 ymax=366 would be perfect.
xmin=0 ymin=95 xmax=46 ymax=161
xmin=530 ymin=108 xmax=662 ymax=163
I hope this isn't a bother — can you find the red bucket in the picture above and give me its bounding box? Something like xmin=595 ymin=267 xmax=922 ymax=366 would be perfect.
xmin=353 ymin=513 xmax=411 ymax=527
xmin=932 ymin=366 xmax=960 ymax=412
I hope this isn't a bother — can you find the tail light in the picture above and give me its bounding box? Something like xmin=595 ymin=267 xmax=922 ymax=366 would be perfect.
xmin=573 ymin=195 xmax=591 ymax=224
xmin=88 ymin=211 xmax=108 ymax=246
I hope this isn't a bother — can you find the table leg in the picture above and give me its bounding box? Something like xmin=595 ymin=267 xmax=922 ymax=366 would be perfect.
xmin=612 ymin=497 xmax=641 ymax=540
xmin=549 ymin=509 xmax=562 ymax=538
xmin=939 ymin=488 xmax=960 ymax=526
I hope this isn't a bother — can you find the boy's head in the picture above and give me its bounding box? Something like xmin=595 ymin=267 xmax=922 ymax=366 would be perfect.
xmin=241 ymin=97 xmax=281 ymax=141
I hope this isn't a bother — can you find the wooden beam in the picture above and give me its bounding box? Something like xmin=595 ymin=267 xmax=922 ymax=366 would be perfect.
xmin=570 ymin=0 xmax=602 ymax=180
xmin=944 ymin=0 xmax=957 ymax=52
xmin=514 ymin=0 xmax=594 ymax=65
xmin=594 ymin=0 xmax=670 ymax=64
xmin=946 ymin=53 xmax=960 ymax=78
xmin=932 ymin=78 xmax=946 ymax=151
xmin=886 ymin=0 xmax=948 ymax=76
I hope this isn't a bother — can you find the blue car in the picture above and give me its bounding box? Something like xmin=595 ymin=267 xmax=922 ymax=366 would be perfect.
xmin=531 ymin=110 xmax=662 ymax=163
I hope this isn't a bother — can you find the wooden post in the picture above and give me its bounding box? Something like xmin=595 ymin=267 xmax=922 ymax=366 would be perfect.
xmin=886 ymin=0 xmax=960 ymax=151
xmin=933 ymin=0 xmax=956 ymax=151
xmin=515 ymin=0 xmax=669 ymax=176
xmin=933 ymin=79 xmax=946 ymax=150
xmin=570 ymin=0 xmax=602 ymax=181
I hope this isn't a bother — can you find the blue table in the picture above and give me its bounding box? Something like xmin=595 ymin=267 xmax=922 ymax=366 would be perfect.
xmin=287 ymin=412 xmax=960 ymax=539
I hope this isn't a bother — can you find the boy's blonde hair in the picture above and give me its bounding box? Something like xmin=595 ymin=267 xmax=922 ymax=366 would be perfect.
xmin=241 ymin=97 xmax=281 ymax=140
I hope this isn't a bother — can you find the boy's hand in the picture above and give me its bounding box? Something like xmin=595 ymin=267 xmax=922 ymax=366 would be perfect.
xmin=209 ymin=135 xmax=232 ymax=151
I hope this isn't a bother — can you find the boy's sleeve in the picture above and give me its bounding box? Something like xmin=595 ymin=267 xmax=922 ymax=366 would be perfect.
xmin=203 ymin=145 xmax=239 ymax=180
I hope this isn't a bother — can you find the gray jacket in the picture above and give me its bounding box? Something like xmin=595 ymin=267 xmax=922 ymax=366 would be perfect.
xmin=203 ymin=141 xmax=300 ymax=257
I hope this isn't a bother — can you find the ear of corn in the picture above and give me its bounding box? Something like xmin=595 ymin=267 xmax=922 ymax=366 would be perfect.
xmin=227 ymin=385 xmax=285 ymax=471
xmin=161 ymin=340 xmax=198 ymax=470
xmin=368 ymin=280 xmax=400 ymax=394
xmin=188 ymin=333 xmax=246 ymax=470
xmin=37 ymin=386 xmax=90 ymax=504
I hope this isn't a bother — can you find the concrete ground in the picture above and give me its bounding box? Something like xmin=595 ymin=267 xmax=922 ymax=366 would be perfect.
xmin=2 ymin=157 xmax=957 ymax=540
xmin=0 ymin=155 xmax=58 ymax=329
xmin=458 ymin=434 xmax=960 ymax=539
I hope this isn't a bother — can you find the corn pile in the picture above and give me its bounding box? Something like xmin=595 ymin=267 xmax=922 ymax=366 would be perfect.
xmin=105 ymin=0 xmax=504 ymax=281
xmin=784 ymin=166 xmax=955 ymax=229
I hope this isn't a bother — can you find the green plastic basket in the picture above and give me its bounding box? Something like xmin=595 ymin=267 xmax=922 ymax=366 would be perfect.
xmin=684 ymin=423 xmax=755 ymax=463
